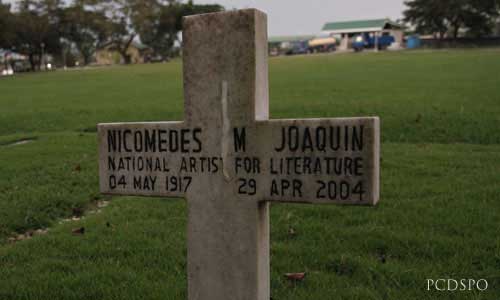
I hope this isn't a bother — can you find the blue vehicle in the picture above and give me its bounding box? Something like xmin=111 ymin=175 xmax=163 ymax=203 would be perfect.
xmin=352 ymin=33 xmax=395 ymax=51
xmin=285 ymin=41 xmax=310 ymax=55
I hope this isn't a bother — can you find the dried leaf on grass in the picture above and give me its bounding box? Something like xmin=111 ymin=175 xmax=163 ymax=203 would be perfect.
xmin=72 ymin=227 xmax=85 ymax=235
xmin=284 ymin=272 xmax=306 ymax=281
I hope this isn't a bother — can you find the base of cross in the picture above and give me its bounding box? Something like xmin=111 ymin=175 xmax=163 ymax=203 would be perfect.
xmin=98 ymin=8 xmax=380 ymax=300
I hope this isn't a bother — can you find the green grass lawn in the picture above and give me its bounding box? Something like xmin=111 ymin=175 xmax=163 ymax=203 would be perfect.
xmin=1 ymin=49 xmax=499 ymax=299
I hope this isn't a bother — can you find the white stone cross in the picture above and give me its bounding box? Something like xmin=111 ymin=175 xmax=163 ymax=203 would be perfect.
xmin=98 ymin=9 xmax=379 ymax=300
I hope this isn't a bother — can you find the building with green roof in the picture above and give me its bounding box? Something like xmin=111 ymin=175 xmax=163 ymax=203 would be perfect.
xmin=322 ymin=19 xmax=404 ymax=34
xmin=321 ymin=18 xmax=405 ymax=50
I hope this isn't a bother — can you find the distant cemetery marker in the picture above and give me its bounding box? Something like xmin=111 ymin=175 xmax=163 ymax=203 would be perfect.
xmin=98 ymin=9 xmax=380 ymax=300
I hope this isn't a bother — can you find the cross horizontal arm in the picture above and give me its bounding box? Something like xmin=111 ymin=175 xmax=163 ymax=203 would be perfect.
xmin=229 ymin=117 xmax=379 ymax=205
xmin=98 ymin=122 xmax=219 ymax=198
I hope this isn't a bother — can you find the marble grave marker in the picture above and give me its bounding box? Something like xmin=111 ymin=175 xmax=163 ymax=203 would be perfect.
xmin=98 ymin=9 xmax=380 ymax=300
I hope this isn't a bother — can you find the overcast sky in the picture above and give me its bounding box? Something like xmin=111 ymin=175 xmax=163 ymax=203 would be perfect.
xmin=4 ymin=0 xmax=407 ymax=36
xmin=200 ymin=0 xmax=407 ymax=36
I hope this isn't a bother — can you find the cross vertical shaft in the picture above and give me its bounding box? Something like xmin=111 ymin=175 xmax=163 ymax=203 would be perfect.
xmin=182 ymin=9 xmax=270 ymax=300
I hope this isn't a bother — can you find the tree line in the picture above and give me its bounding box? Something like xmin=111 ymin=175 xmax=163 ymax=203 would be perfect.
xmin=404 ymin=0 xmax=500 ymax=39
xmin=0 ymin=0 xmax=223 ymax=70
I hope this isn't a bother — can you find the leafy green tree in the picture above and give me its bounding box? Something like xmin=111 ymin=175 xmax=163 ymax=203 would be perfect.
xmin=404 ymin=0 xmax=500 ymax=38
xmin=12 ymin=0 xmax=62 ymax=70
xmin=460 ymin=0 xmax=500 ymax=37
xmin=404 ymin=0 xmax=448 ymax=38
xmin=0 ymin=1 xmax=15 ymax=49
xmin=134 ymin=0 xmax=183 ymax=58
xmin=127 ymin=0 xmax=163 ymax=57
xmin=5 ymin=0 xmax=224 ymax=68
xmin=133 ymin=0 xmax=224 ymax=58
xmin=95 ymin=0 xmax=140 ymax=64
xmin=182 ymin=1 xmax=224 ymax=17
xmin=60 ymin=3 xmax=110 ymax=65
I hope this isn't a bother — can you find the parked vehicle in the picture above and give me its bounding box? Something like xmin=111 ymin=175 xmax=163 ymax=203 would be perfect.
xmin=285 ymin=41 xmax=310 ymax=55
xmin=352 ymin=33 xmax=395 ymax=51
xmin=308 ymin=37 xmax=337 ymax=53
